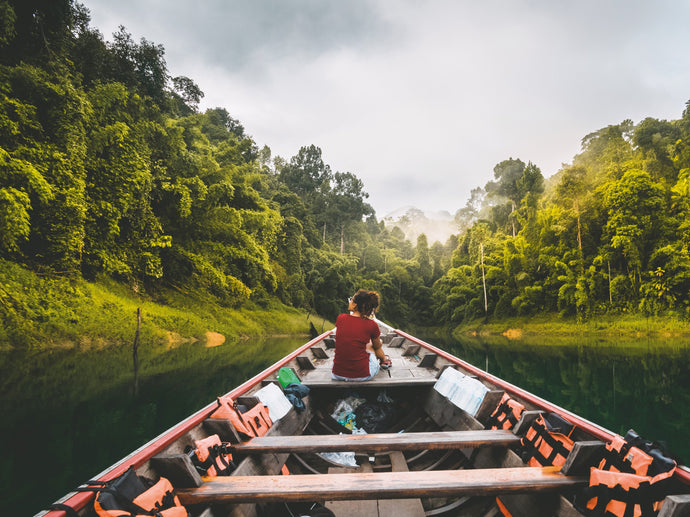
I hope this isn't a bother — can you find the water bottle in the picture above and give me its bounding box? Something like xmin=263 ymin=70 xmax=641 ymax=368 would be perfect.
xmin=277 ymin=367 xmax=301 ymax=388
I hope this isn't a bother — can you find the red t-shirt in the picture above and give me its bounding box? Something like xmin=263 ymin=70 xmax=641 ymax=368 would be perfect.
xmin=332 ymin=314 xmax=381 ymax=378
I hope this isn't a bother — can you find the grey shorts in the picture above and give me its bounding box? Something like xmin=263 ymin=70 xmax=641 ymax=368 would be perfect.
xmin=331 ymin=351 xmax=380 ymax=381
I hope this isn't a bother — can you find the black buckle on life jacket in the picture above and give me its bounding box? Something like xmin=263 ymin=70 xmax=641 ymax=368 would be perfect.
xmin=185 ymin=443 xmax=236 ymax=476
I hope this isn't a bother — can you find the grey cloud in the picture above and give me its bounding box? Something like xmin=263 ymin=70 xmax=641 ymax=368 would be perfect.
xmin=84 ymin=0 xmax=396 ymax=72
xmin=80 ymin=0 xmax=690 ymax=216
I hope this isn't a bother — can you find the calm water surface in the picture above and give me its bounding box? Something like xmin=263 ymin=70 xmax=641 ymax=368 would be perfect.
xmin=1 ymin=333 xmax=688 ymax=516
xmin=438 ymin=335 xmax=690 ymax=461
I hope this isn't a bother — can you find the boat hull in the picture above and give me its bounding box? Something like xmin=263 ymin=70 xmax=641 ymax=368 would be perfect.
xmin=38 ymin=325 xmax=690 ymax=517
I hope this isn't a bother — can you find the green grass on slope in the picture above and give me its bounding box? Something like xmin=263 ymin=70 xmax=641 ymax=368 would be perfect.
xmin=0 ymin=259 xmax=328 ymax=351
xmin=452 ymin=313 xmax=690 ymax=347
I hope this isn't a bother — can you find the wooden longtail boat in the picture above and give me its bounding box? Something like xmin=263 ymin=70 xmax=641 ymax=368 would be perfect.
xmin=39 ymin=321 xmax=690 ymax=517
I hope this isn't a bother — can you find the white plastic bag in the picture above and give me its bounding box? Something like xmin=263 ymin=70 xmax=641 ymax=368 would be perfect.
xmin=434 ymin=367 xmax=488 ymax=416
xmin=255 ymin=382 xmax=293 ymax=421
xmin=319 ymin=451 xmax=358 ymax=467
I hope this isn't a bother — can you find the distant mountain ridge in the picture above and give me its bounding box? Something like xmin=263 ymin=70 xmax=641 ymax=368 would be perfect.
xmin=381 ymin=206 xmax=459 ymax=244
xmin=383 ymin=205 xmax=453 ymax=220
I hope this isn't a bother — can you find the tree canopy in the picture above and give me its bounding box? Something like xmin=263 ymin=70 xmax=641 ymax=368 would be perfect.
xmin=2 ymin=0 xmax=690 ymax=342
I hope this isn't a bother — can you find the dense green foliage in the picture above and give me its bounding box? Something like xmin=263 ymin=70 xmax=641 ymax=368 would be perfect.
xmin=439 ymin=118 xmax=690 ymax=324
xmin=1 ymin=0 xmax=689 ymax=350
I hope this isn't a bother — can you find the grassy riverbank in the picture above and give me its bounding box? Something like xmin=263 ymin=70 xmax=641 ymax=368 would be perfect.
xmin=452 ymin=313 xmax=690 ymax=346
xmin=0 ymin=259 xmax=329 ymax=351
xmin=3 ymin=258 xmax=689 ymax=352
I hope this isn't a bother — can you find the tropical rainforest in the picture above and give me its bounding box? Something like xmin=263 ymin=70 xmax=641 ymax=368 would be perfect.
xmin=2 ymin=0 xmax=690 ymax=349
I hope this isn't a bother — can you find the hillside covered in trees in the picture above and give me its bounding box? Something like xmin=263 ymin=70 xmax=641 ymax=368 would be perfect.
xmin=2 ymin=0 xmax=690 ymax=348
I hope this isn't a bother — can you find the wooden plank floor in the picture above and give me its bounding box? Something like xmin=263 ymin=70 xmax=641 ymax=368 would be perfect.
xmin=325 ymin=462 xmax=378 ymax=517
xmin=378 ymin=452 xmax=425 ymax=517
xmin=325 ymin=453 xmax=426 ymax=517
xmin=177 ymin=467 xmax=587 ymax=504
xmin=298 ymin=341 xmax=440 ymax=388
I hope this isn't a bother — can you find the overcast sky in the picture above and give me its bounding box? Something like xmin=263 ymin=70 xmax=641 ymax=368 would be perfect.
xmin=80 ymin=0 xmax=690 ymax=218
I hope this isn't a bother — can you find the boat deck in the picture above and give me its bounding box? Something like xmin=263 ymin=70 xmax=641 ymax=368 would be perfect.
xmin=295 ymin=336 xmax=447 ymax=387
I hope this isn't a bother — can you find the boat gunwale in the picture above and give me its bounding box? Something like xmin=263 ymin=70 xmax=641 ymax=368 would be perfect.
xmin=393 ymin=329 xmax=690 ymax=485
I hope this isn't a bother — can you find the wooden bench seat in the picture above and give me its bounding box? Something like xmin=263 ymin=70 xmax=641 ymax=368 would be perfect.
xmin=177 ymin=467 xmax=587 ymax=504
xmin=325 ymin=452 xmax=426 ymax=517
xmin=230 ymin=429 xmax=521 ymax=454
xmin=302 ymin=377 xmax=437 ymax=388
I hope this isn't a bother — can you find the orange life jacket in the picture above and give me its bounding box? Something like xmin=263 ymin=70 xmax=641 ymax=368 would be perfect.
xmin=495 ymin=495 xmax=514 ymax=516
xmin=239 ymin=402 xmax=272 ymax=437
xmin=186 ymin=434 xmax=235 ymax=477
xmin=94 ymin=466 xmax=187 ymax=517
xmin=520 ymin=413 xmax=574 ymax=467
xmin=581 ymin=431 xmax=676 ymax=517
xmin=211 ymin=396 xmax=272 ymax=438
xmin=486 ymin=393 xmax=525 ymax=431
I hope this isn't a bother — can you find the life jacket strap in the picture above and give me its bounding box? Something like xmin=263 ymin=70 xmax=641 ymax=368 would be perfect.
xmin=47 ymin=503 xmax=81 ymax=517
xmin=153 ymin=490 xmax=179 ymax=515
xmin=99 ymin=485 xmax=153 ymax=515
xmin=487 ymin=398 xmax=522 ymax=430
xmin=185 ymin=443 xmax=236 ymax=476
xmin=599 ymin=441 xmax=635 ymax=473
xmin=486 ymin=399 xmax=510 ymax=429
xmin=209 ymin=444 xmax=236 ymax=475
xmin=576 ymin=431 xmax=678 ymax=517
xmin=74 ymin=478 xmax=108 ymax=492
xmin=520 ymin=416 xmax=572 ymax=466
xmin=587 ymin=479 xmax=656 ymax=517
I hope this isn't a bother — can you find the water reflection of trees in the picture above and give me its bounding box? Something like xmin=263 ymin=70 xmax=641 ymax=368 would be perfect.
xmin=442 ymin=337 xmax=689 ymax=464
xmin=0 ymin=336 xmax=306 ymax=516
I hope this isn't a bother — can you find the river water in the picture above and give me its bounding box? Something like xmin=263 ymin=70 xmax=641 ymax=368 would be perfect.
xmin=1 ymin=333 xmax=688 ymax=516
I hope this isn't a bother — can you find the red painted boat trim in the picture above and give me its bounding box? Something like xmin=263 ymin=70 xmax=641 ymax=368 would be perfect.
xmin=394 ymin=329 xmax=690 ymax=485
xmin=41 ymin=331 xmax=333 ymax=517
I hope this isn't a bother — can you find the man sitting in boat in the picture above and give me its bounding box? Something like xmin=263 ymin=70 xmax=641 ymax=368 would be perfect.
xmin=331 ymin=289 xmax=392 ymax=381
